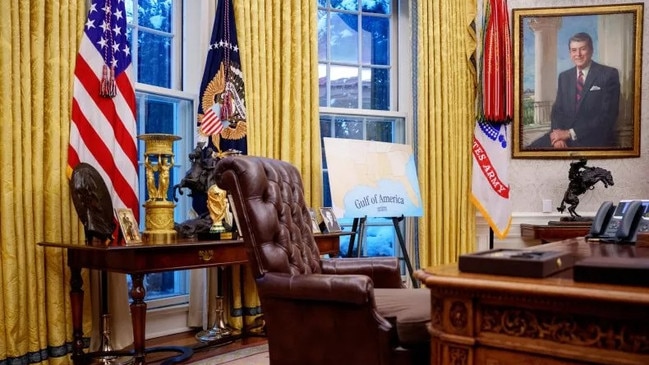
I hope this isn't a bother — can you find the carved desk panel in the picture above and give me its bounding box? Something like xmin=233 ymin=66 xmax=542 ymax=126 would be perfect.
xmin=416 ymin=238 xmax=649 ymax=365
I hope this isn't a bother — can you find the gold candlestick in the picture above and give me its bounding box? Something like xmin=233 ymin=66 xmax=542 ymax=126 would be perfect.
xmin=195 ymin=296 xmax=235 ymax=343
xmin=138 ymin=133 xmax=181 ymax=244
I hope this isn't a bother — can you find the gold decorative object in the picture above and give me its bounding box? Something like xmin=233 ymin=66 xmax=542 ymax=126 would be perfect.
xmin=205 ymin=148 xmax=237 ymax=239
xmin=89 ymin=314 xmax=134 ymax=365
xmin=207 ymin=184 xmax=228 ymax=233
xmin=198 ymin=250 xmax=214 ymax=262
xmin=137 ymin=133 xmax=181 ymax=244
xmin=195 ymin=296 xmax=235 ymax=343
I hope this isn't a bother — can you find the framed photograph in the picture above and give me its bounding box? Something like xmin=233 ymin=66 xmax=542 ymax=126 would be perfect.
xmin=227 ymin=194 xmax=241 ymax=235
xmin=308 ymin=208 xmax=321 ymax=234
xmin=115 ymin=208 xmax=142 ymax=245
xmin=319 ymin=207 xmax=342 ymax=233
xmin=512 ymin=4 xmax=643 ymax=158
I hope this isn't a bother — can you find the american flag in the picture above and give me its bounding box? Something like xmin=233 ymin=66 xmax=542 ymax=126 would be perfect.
xmin=67 ymin=0 xmax=139 ymax=224
xmin=200 ymin=104 xmax=224 ymax=136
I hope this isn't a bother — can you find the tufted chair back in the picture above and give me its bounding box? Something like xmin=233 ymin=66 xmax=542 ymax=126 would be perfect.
xmin=215 ymin=155 xmax=321 ymax=278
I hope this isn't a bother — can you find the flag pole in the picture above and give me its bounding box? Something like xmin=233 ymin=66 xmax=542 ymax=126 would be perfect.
xmin=69 ymin=0 xmax=139 ymax=362
xmin=489 ymin=227 xmax=495 ymax=250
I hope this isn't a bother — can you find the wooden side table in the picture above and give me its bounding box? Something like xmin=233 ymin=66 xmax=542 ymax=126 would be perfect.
xmin=520 ymin=221 xmax=591 ymax=243
xmin=39 ymin=233 xmax=351 ymax=365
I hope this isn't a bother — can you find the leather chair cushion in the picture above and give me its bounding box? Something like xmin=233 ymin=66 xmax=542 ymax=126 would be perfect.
xmin=374 ymin=288 xmax=431 ymax=346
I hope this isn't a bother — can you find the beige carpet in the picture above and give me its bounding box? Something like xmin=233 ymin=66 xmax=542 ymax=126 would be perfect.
xmin=189 ymin=344 xmax=269 ymax=365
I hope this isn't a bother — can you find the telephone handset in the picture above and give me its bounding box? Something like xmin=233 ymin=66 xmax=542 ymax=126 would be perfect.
xmin=587 ymin=200 xmax=648 ymax=243
xmin=632 ymin=201 xmax=649 ymax=238
xmin=587 ymin=201 xmax=614 ymax=237
xmin=615 ymin=200 xmax=643 ymax=242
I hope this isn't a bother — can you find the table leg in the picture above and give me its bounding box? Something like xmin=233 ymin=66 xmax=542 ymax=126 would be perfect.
xmin=70 ymin=268 xmax=85 ymax=365
xmin=129 ymin=273 xmax=147 ymax=365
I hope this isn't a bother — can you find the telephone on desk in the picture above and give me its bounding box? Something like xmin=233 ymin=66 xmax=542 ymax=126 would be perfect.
xmin=587 ymin=199 xmax=649 ymax=243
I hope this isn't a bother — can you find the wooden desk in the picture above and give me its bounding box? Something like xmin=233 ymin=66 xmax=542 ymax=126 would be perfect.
xmin=635 ymin=232 xmax=649 ymax=247
xmin=520 ymin=221 xmax=591 ymax=243
xmin=39 ymin=233 xmax=347 ymax=365
xmin=415 ymin=238 xmax=649 ymax=365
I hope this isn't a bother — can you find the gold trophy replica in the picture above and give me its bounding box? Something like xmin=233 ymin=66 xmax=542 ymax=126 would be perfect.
xmin=205 ymin=149 xmax=235 ymax=239
xmin=207 ymin=184 xmax=228 ymax=234
xmin=138 ymin=133 xmax=181 ymax=244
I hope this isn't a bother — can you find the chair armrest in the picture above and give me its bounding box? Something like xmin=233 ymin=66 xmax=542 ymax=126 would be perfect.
xmin=257 ymin=272 xmax=375 ymax=305
xmin=320 ymin=257 xmax=404 ymax=288
xmin=256 ymin=272 xmax=396 ymax=365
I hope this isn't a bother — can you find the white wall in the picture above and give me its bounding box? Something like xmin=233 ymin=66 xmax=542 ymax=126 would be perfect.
xmin=477 ymin=0 xmax=649 ymax=250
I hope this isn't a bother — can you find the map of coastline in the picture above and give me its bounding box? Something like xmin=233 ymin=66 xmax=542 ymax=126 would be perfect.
xmin=323 ymin=138 xmax=423 ymax=218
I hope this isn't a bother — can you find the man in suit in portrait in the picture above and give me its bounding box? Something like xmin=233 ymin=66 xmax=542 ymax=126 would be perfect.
xmin=528 ymin=32 xmax=620 ymax=148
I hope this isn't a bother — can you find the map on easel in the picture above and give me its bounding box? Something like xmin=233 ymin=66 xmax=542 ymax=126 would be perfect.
xmin=323 ymin=138 xmax=423 ymax=219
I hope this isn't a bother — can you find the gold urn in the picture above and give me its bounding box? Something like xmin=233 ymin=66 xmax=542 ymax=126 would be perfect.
xmin=138 ymin=133 xmax=181 ymax=244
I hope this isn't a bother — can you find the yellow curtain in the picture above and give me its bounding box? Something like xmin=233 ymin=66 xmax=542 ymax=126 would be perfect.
xmin=236 ymin=0 xmax=321 ymax=189
xmin=416 ymin=1 xmax=477 ymax=267
xmin=0 ymin=1 xmax=91 ymax=364
xmin=221 ymin=0 xmax=321 ymax=331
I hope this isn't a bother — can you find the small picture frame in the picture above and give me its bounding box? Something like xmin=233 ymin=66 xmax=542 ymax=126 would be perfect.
xmin=227 ymin=194 xmax=241 ymax=235
xmin=115 ymin=208 xmax=142 ymax=245
xmin=308 ymin=208 xmax=321 ymax=234
xmin=319 ymin=207 xmax=342 ymax=232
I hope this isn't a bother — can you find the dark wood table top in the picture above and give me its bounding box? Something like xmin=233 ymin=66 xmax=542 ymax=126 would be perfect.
xmin=39 ymin=232 xmax=352 ymax=274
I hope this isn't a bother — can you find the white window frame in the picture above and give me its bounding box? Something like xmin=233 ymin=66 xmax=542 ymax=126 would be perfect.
xmin=129 ymin=0 xmax=183 ymax=89
xmin=318 ymin=0 xmax=416 ymax=282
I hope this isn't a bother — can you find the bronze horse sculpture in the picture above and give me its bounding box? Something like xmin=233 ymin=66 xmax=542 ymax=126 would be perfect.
xmin=557 ymin=160 xmax=614 ymax=219
xmin=172 ymin=144 xmax=241 ymax=237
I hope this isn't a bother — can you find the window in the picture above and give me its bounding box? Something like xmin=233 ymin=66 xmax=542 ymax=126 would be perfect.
xmin=126 ymin=0 xmax=181 ymax=88
xmin=317 ymin=0 xmax=412 ymax=262
xmin=125 ymin=0 xmax=194 ymax=311
xmin=318 ymin=0 xmax=392 ymax=110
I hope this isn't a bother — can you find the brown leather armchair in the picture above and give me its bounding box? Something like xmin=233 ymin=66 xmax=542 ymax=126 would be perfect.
xmin=215 ymin=155 xmax=430 ymax=365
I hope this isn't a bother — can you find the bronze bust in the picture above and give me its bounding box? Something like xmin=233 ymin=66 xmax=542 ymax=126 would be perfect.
xmin=69 ymin=163 xmax=115 ymax=245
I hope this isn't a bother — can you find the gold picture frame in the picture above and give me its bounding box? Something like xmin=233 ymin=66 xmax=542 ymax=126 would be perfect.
xmin=115 ymin=208 xmax=142 ymax=245
xmin=512 ymin=4 xmax=643 ymax=158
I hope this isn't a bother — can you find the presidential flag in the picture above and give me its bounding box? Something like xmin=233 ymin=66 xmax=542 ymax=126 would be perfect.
xmin=68 ymin=0 xmax=139 ymax=225
xmin=198 ymin=0 xmax=248 ymax=156
xmin=196 ymin=0 xmax=259 ymax=335
xmin=470 ymin=0 xmax=512 ymax=239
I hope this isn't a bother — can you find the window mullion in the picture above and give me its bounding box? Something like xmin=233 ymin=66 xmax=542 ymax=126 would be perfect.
xmin=357 ymin=10 xmax=363 ymax=109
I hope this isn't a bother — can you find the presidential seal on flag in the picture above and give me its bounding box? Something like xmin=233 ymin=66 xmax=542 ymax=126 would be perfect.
xmin=197 ymin=0 xmax=247 ymax=154
xmin=199 ymin=63 xmax=247 ymax=141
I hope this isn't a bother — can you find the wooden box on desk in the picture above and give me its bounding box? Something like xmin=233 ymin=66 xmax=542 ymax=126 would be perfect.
xmin=459 ymin=249 xmax=574 ymax=278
